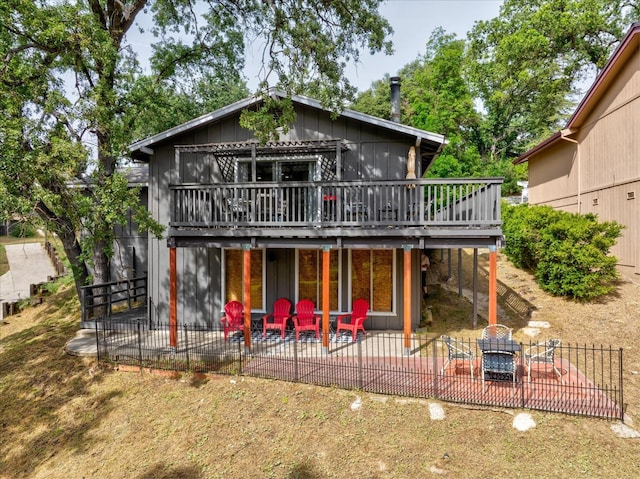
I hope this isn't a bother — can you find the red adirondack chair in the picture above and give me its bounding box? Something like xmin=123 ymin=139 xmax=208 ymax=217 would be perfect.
xmin=262 ymin=298 xmax=292 ymax=338
xmin=220 ymin=300 xmax=244 ymax=340
xmin=335 ymin=298 xmax=369 ymax=341
xmin=292 ymin=299 xmax=320 ymax=341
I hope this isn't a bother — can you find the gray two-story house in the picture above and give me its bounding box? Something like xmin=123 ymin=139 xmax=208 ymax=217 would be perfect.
xmin=128 ymin=85 xmax=503 ymax=349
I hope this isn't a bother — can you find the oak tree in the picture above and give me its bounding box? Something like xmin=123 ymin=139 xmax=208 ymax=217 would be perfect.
xmin=0 ymin=0 xmax=392 ymax=298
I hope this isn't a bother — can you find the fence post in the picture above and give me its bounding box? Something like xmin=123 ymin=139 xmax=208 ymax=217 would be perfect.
xmin=238 ymin=334 xmax=243 ymax=373
xmin=80 ymin=287 xmax=86 ymax=323
xmin=94 ymin=318 xmax=101 ymax=361
xmin=431 ymin=337 xmax=440 ymax=399
xmin=520 ymin=342 xmax=525 ymax=409
xmin=184 ymin=324 xmax=190 ymax=371
xmin=137 ymin=319 xmax=143 ymax=368
xmin=127 ymin=279 xmax=133 ymax=310
xmin=619 ymin=347 xmax=624 ymax=422
xmin=293 ymin=342 xmax=299 ymax=382
xmin=358 ymin=340 xmax=363 ymax=390
xmin=107 ymin=287 xmax=113 ymax=317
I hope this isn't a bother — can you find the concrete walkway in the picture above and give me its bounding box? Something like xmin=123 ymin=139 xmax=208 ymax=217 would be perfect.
xmin=0 ymin=242 xmax=57 ymax=318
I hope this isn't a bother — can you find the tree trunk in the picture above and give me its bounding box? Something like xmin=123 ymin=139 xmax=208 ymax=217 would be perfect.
xmin=35 ymin=201 xmax=89 ymax=298
xmin=92 ymin=238 xmax=111 ymax=285
xmin=58 ymin=227 xmax=90 ymax=303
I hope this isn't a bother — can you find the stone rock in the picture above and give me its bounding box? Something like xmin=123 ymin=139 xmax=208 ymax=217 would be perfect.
xmin=513 ymin=413 xmax=536 ymax=431
xmin=528 ymin=320 xmax=551 ymax=329
xmin=429 ymin=402 xmax=445 ymax=420
xmin=611 ymin=422 xmax=640 ymax=438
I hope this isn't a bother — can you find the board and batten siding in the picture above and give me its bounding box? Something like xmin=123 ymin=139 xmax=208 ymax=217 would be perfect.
xmin=527 ymin=40 xmax=639 ymax=278
xmin=146 ymin=104 xmax=422 ymax=327
xmin=527 ymin=140 xmax=579 ymax=211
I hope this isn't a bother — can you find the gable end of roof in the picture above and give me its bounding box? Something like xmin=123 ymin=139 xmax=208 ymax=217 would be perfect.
xmin=128 ymin=91 xmax=446 ymax=161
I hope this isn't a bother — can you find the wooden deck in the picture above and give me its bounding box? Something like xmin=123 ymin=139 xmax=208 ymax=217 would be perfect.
xmin=168 ymin=179 xmax=504 ymax=249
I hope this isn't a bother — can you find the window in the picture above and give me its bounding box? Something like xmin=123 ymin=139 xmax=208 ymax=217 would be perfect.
xmin=297 ymin=249 xmax=340 ymax=311
xmin=236 ymin=157 xmax=320 ymax=183
xmin=223 ymin=249 xmax=264 ymax=310
xmin=350 ymin=249 xmax=394 ymax=313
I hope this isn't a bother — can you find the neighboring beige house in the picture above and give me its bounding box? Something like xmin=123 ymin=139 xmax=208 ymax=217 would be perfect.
xmin=515 ymin=23 xmax=640 ymax=280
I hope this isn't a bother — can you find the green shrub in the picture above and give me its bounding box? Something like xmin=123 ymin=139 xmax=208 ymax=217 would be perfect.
xmin=502 ymin=204 xmax=623 ymax=301
xmin=9 ymin=223 xmax=36 ymax=238
xmin=502 ymin=203 xmax=562 ymax=269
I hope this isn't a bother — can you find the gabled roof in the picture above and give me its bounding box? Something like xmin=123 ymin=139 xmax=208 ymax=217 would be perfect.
xmin=514 ymin=22 xmax=640 ymax=165
xmin=129 ymin=91 xmax=446 ymax=165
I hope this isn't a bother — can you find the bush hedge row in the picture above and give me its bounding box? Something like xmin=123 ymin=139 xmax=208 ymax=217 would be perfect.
xmin=502 ymin=204 xmax=623 ymax=301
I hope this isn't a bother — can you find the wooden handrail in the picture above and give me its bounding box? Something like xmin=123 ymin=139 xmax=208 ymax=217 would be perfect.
xmin=80 ymin=276 xmax=147 ymax=322
xmin=169 ymin=178 xmax=503 ymax=229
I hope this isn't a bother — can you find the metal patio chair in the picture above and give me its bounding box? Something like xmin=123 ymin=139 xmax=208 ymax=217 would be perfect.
xmin=440 ymin=335 xmax=475 ymax=378
xmin=481 ymin=324 xmax=512 ymax=340
xmin=220 ymin=300 xmax=244 ymax=341
xmin=524 ymin=339 xmax=563 ymax=383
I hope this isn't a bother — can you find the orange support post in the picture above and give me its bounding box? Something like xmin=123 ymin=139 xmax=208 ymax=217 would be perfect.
xmin=403 ymin=246 xmax=412 ymax=355
xmin=488 ymin=246 xmax=497 ymax=325
xmin=322 ymin=247 xmax=330 ymax=353
xmin=169 ymin=247 xmax=177 ymax=348
xmin=243 ymin=245 xmax=252 ymax=350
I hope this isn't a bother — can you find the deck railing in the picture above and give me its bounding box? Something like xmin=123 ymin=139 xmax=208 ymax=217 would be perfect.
xmin=170 ymin=178 xmax=502 ymax=229
xmin=95 ymin=322 xmax=624 ymax=421
xmin=79 ymin=276 xmax=147 ymax=323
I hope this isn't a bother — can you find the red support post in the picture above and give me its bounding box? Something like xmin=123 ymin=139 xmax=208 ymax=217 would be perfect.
xmin=403 ymin=246 xmax=412 ymax=354
xmin=322 ymin=247 xmax=330 ymax=353
xmin=488 ymin=246 xmax=497 ymax=325
xmin=243 ymin=245 xmax=252 ymax=350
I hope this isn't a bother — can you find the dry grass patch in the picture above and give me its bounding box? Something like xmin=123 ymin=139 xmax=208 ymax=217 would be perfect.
xmin=1 ymin=255 xmax=640 ymax=478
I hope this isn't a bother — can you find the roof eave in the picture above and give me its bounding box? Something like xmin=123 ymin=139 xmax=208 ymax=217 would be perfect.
xmin=128 ymin=90 xmax=446 ymax=159
xmin=128 ymin=95 xmax=262 ymax=157
xmin=567 ymin=22 xmax=640 ymax=128
xmin=513 ymin=131 xmax=562 ymax=165
xmin=514 ymin=23 xmax=640 ymax=166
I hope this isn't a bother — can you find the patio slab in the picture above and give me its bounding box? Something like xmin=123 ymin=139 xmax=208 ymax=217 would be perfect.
xmin=65 ymin=329 xmax=98 ymax=356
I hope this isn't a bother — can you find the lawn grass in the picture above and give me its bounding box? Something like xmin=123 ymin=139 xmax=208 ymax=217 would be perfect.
xmin=1 ymin=254 xmax=639 ymax=478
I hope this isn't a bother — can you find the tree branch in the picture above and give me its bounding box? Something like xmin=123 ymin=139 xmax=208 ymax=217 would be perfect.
xmin=88 ymin=0 xmax=108 ymax=29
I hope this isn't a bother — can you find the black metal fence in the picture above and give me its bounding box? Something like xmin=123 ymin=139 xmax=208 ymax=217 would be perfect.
xmin=95 ymin=320 xmax=624 ymax=421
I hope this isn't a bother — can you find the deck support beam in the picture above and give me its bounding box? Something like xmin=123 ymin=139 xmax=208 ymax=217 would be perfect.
xmin=322 ymin=246 xmax=330 ymax=354
xmin=169 ymin=247 xmax=177 ymax=348
xmin=488 ymin=245 xmax=497 ymax=325
xmin=243 ymin=244 xmax=252 ymax=352
xmin=403 ymin=245 xmax=412 ymax=356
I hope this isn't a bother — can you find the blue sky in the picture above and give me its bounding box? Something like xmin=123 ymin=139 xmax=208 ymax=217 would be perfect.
xmin=128 ymin=0 xmax=503 ymax=93
xmin=344 ymin=0 xmax=503 ymax=91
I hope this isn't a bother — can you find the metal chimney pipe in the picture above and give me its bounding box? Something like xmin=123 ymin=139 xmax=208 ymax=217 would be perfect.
xmin=390 ymin=76 xmax=401 ymax=123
